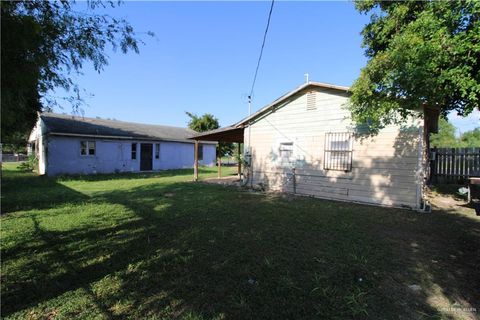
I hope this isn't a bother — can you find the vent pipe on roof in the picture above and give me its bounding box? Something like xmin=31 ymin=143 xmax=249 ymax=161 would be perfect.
xmin=304 ymin=73 xmax=309 ymax=83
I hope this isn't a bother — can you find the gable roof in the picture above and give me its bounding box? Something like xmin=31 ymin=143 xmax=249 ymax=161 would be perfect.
xmin=235 ymin=81 xmax=350 ymax=127
xmin=40 ymin=113 xmax=214 ymax=144
xmin=189 ymin=81 xmax=350 ymax=142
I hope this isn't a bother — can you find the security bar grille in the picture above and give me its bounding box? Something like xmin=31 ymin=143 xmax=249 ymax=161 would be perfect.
xmin=324 ymin=132 xmax=353 ymax=171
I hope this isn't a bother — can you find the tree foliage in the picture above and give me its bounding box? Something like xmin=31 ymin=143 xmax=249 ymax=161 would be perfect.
xmin=459 ymin=128 xmax=480 ymax=147
xmin=185 ymin=112 xmax=234 ymax=157
xmin=1 ymin=1 xmax=149 ymax=144
xmin=185 ymin=112 xmax=220 ymax=132
xmin=430 ymin=118 xmax=480 ymax=147
xmin=350 ymin=0 xmax=480 ymax=131
xmin=429 ymin=118 xmax=459 ymax=147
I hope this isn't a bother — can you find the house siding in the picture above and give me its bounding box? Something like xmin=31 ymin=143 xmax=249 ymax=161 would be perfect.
xmin=45 ymin=136 xmax=216 ymax=176
xmin=244 ymin=87 xmax=424 ymax=209
xmin=28 ymin=117 xmax=48 ymax=174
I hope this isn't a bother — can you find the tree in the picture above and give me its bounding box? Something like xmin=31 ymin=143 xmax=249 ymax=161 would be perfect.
xmin=185 ymin=112 xmax=220 ymax=132
xmin=459 ymin=128 xmax=480 ymax=147
xmin=349 ymin=1 xmax=480 ymax=132
xmin=1 ymin=1 xmax=150 ymax=146
xmin=430 ymin=118 xmax=480 ymax=147
xmin=185 ymin=112 xmax=234 ymax=157
xmin=429 ymin=118 xmax=459 ymax=147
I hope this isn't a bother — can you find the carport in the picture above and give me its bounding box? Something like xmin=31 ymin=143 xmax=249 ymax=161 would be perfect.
xmin=189 ymin=126 xmax=244 ymax=181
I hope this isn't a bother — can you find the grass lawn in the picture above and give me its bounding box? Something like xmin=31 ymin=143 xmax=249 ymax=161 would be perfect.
xmin=1 ymin=163 xmax=479 ymax=319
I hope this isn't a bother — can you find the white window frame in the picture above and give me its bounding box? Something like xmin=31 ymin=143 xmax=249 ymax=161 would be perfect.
xmin=80 ymin=141 xmax=96 ymax=156
xmin=278 ymin=142 xmax=294 ymax=167
xmin=324 ymin=132 xmax=353 ymax=171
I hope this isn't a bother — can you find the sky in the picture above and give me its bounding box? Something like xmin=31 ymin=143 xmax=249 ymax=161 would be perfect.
xmin=52 ymin=1 xmax=478 ymax=134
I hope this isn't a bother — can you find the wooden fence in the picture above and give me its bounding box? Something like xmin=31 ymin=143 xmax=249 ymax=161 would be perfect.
xmin=430 ymin=147 xmax=480 ymax=183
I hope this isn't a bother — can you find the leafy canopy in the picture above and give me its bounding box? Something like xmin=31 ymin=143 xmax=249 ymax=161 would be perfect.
xmin=185 ymin=112 xmax=220 ymax=133
xmin=429 ymin=118 xmax=459 ymax=147
xmin=350 ymin=0 xmax=480 ymax=131
xmin=430 ymin=118 xmax=480 ymax=147
xmin=459 ymin=128 xmax=480 ymax=147
xmin=185 ymin=112 xmax=234 ymax=157
xmin=1 ymin=1 xmax=150 ymax=144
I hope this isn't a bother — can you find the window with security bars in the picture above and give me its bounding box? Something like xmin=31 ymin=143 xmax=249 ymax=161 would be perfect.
xmin=324 ymin=132 xmax=353 ymax=171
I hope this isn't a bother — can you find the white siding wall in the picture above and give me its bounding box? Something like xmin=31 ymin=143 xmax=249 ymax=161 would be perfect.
xmin=28 ymin=118 xmax=48 ymax=174
xmin=245 ymin=87 xmax=424 ymax=209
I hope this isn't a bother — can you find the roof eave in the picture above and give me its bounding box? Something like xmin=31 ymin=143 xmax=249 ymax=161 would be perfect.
xmin=48 ymin=132 xmax=216 ymax=144
xmin=234 ymin=81 xmax=350 ymax=127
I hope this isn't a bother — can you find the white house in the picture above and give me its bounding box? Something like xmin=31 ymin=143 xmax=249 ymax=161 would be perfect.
xmin=191 ymin=82 xmax=438 ymax=210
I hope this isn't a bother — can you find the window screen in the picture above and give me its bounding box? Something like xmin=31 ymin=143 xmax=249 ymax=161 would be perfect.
xmin=324 ymin=132 xmax=353 ymax=171
xmin=155 ymin=143 xmax=160 ymax=159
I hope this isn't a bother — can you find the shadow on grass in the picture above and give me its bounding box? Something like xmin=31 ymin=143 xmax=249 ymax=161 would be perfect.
xmin=2 ymin=181 xmax=480 ymax=319
xmin=0 ymin=167 xmax=220 ymax=214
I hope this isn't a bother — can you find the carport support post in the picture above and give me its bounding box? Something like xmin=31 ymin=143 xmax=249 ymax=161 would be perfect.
xmin=194 ymin=140 xmax=199 ymax=181
xmin=237 ymin=143 xmax=242 ymax=179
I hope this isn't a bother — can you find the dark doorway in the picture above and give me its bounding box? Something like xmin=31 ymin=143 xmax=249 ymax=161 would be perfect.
xmin=140 ymin=143 xmax=153 ymax=171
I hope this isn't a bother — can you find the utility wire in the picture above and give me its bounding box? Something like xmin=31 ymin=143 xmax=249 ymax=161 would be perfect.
xmin=249 ymin=0 xmax=275 ymax=101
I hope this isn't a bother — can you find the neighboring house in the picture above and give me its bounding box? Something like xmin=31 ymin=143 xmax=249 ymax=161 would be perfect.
xmin=28 ymin=113 xmax=216 ymax=176
xmin=192 ymin=82 xmax=439 ymax=210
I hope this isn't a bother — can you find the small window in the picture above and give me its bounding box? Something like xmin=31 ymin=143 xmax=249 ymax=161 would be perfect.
xmin=80 ymin=141 xmax=87 ymax=155
xmin=88 ymin=142 xmax=95 ymax=155
xmin=279 ymin=142 xmax=294 ymax=166
xmin=324 ymin=132 xmax=353 ymax=171
xmin=155 ymin=143 xmax=160 ymax=159
xmin=81 ymin=141 xmax=95 ymax=156
xmin=131 ymin=143 xmax=137 ymax=160
xmin=198 ymin=144 xmax=203 ymax=161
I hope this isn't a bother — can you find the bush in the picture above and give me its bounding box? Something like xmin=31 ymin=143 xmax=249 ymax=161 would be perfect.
xmin=17 ymin=155 xmax=38 ymax=172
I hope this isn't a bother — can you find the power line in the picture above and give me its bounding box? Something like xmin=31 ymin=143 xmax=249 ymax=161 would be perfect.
xmin=249 ymin=0 xmax=275 ymax=101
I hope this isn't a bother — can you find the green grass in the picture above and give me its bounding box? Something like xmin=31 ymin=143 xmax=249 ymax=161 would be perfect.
xmin=1 ymin=163 xmax=479 ymax=319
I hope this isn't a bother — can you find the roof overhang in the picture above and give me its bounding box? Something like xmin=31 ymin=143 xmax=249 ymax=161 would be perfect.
xmin=189 ymin=126 xmax=244 ymax=143
xmin=50 ymin=132 xmax=217 ymax=144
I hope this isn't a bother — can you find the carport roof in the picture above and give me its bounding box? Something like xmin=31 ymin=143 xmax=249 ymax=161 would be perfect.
xmin=189 ymin=126 xmax=244 ymax=143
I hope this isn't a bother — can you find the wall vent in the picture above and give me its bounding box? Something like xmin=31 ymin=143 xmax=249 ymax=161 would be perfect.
xmin=307 ymin=90 xmax=316 ymax=110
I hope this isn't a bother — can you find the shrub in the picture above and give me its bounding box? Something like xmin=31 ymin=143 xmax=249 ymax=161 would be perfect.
xmin=17 ymin=155 xmax=38 ymax=172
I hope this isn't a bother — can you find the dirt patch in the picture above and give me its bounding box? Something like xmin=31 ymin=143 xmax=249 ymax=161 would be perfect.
xmin=202 ymin=176 xmax=241 ymax=186
xmin=426 ymin=187 xmax=476 ymax=216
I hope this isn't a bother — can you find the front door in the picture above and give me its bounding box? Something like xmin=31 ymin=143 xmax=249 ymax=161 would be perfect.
xmin=140 ymin=143 xmax=153 ymax=171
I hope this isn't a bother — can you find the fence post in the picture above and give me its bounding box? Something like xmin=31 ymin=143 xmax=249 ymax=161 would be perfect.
xmin=292 ymin=167 xmax=296 ymax=194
